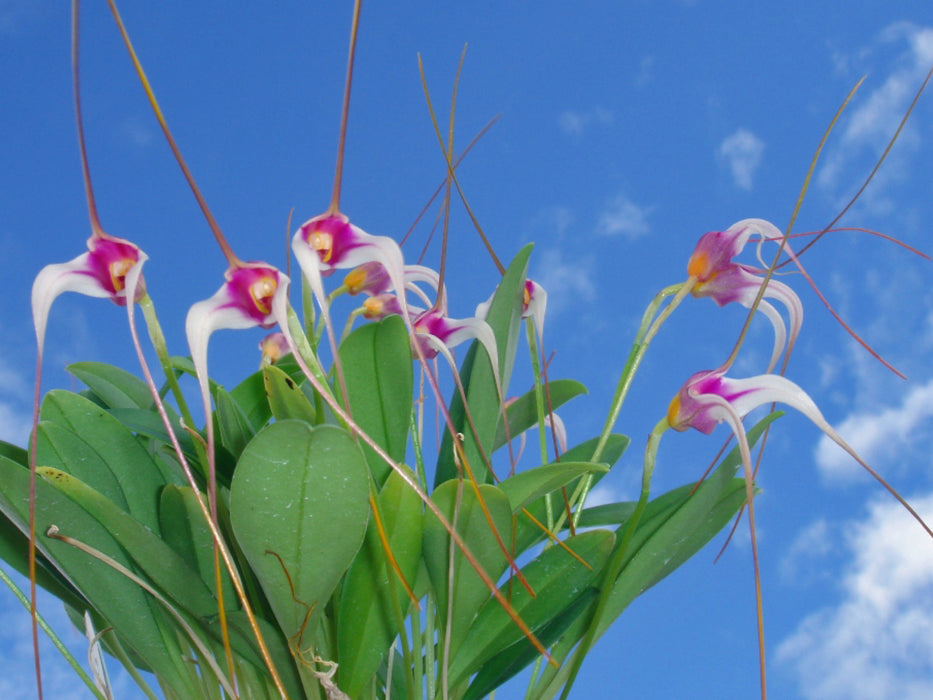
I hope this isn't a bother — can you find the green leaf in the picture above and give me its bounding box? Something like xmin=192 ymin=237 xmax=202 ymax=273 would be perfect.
xmin=465 ymin=589 xmax=597 ymax=700
xmin=207 ymin=611 xmax=304 ymax=700
xmin=337 ymin=315 xmax=413 ymax=488
xmin=497 ymin=461 xmax=609 ymax=513
xmin=212 ymin=385 xmax=256 ymax=461
xmin=531 ymin=413 xmax=782 ymax=697
xmin=159 ymin=485 xmax=237 ymax=610
xmin=37 ymin=467 xmax=218 ymax=618
xmin=38 ymin=390 xmax=173 ymax=531
xmin=229 ymin=421 xmax=371 ymax=641
xmin=435 ymin=245 xmax=533 ymax=486
xmin=106 ymin=407 xmax=199 ymax=464
xmin=0 ymin=456 xmax=199 ymax=694
xmin=67 ymin=361 xmax=153 ymax=410
xmin=492 ymin=379 xmax=588 ymax=452
xmin=230 ymin=369 xmax=274 ymax=432
xmin=422 ymin=479 xmax=513 ymax=659
xmin=263 ymin=365 xmax=316 ymax=424
xmin=448 ymin=529 xmax=614 ymax=688
xmin=0 ymin=508 xmax=88 ymax=613
xmin=0 ymin=439 xmax=27 ymax=466
xmin=337 ymin=467 xmax=423 ymax=698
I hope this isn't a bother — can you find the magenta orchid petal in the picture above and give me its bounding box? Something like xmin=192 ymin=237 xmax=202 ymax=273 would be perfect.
xmin=413 ymin=309 xmax=498 ymax=365
xmin=522 ymin=279 xmax=548 ymax=335
xmin=668 ymin=367 xmax=831 ymax=440
xmin=185 ymin=264 xmax=290 ymax=386
xmin=31 ymin=235 xmax=146 ymax=354
xmin=689 ymin=219 xmax=803 ymax=369
xmin=293 ymin=212 xmax=408 ymax=321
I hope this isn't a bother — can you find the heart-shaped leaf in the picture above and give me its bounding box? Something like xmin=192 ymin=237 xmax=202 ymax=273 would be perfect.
xmin=229 ymin=421 xmax=371 ymax=642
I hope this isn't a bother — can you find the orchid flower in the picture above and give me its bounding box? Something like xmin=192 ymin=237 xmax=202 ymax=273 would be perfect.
xmin=293 ymin=212 xmax=408 ymax=321
xmin=477 ymin=278 xmax=547 ymax=336
xmin=688 ymin=219 xmax=802 ymax=372
xmin=187 ymin=263 xmax=290 ymax=398
xmin=344 ymin=261 xmax=444 ymax=311
xmin=259 ymin=332 xmax=290 ymax=367
xmin=32 ymin=233 xmax=147 ymax=355
xmin=412 ymin=306 xmax=498 ymax=364
xmin=666 ymin=365 xmax=933 ymax=538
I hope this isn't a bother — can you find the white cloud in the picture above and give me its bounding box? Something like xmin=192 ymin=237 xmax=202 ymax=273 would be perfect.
xmin=531 ymin=246 xmax=596 ymax=319
xmin=595 ymin=193 xmax=652 ymax=239
xmin=558 ymin=107 xmax=614 ymax=137
xmin=817 ymin=23 xmax=933 ymax=206
xmin=779 ymin=518 xmax=834 ymax=585
xmin=776 ymin=494 xmax=933 ymax=700
xmin=717 ymin=128 xmax=765 ymax=190
xmin=814 ymin=378 xmax=933 ymax=483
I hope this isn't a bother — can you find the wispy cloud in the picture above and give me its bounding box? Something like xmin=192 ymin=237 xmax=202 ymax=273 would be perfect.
xmin=717 ymin=128 xmax=765 ymax=190
xmin=814 ymin=378 xmax=933 ymax=483
xmin=558 ymin=107 xmax=614 ymax=137
xmin=776 ymin=494 xmax=933 ymax=700
xmin=530 ymin=246 xmax=596 ymax=319
xmin=817 ymin=23 xmax=933 ymax=210
xmin=595 ymin=193 xmax=652 ymax=239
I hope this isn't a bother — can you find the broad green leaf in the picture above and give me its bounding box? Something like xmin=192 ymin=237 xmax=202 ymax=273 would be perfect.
xmin=0 ymin=439 xmax=27 ymax=466
xmin=465 ymin=589 xmax=598 ymax=700
xmin=36 ymin=422 xmax=128 ymax=512
xmin=0 ymin=456 xmax=199 ymax=694
xmin=338 ymin=467 xmax=423 ymax=698
xmin=229 ymin=421 xmax=370 ymax=642
xmin=208 ymin=611 xmax=304 ymax=700
xmin=532 ymin=413 xmax=781 ymax=697
xmin=435 ymin=245 xmax=533 ymax=486
xmin=230 ymin=369 xmax=273 ymax=432
xmin=510 ymin=434 xmax=630 ymax=556
xmin=212 ymin=385 xmax=255 ymax=460
xmin=448 ymin=529 xmax=614 ymax=688
xmin=107 ymin=407 xmax=198 ymax=464
xmin=337 ymin=315 xmax=412 ymax=488
xmin=0 ymin=508 xmax=88 ymax=613
xmin=37 ymin=467 xmax=217 ymax=618
xmin=38 ymin=390 xmax=172 ymax=531
xmin=159 ymin=485 xmax=237 ymax=610
xmin=492 ymin=379 xmax=587 ymax=452
xmin=422 ymin=479 xmax=513 ymax=659
xmin=498 ymin=461 xmax=609 ymax=513
xmin=67 ymin=361 xmax=153 ymax=410
xmin=263 ymin=365 xmax=316 ymax=424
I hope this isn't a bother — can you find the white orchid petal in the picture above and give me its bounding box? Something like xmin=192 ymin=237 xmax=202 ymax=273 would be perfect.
xmin=31 ymin=253 xmax=112 ymax=352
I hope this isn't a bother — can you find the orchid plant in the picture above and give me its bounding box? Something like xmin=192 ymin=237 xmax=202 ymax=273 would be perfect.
xmin=2 ymin=3 xmax=932 ymax=700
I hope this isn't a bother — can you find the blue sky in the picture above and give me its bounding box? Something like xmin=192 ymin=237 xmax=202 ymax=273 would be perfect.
xmin=3 ymin=1 xmax=933 ymax=698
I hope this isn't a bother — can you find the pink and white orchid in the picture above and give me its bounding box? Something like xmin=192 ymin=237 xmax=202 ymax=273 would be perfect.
xmin=412 ymin=306 xmax=498 ymax=365
xmin=666 ymin=365 xmax=933 ymax=539
xmin=32 ymin=233 xmax=147 ymax=354
xmin=688 ymin=219 xmax=802 ymax=372
xmin=258 ymin=332 xmax=290 ymax=366
xmin=476 ymin=278 xmax=547 ymax=336
xmin=293 ymin=212 xmax=408 ymax=320
xmin=186 ymin=263 xmax=290 ymax=390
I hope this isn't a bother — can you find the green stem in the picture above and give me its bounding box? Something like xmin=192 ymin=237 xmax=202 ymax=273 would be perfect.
xmin=525 ymin=318 xmax=553 ymax=530
xmin=558 ymin=419 xmax=668 ymax=700
xmin=139 ymin=294 xmax=194 ymax=427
